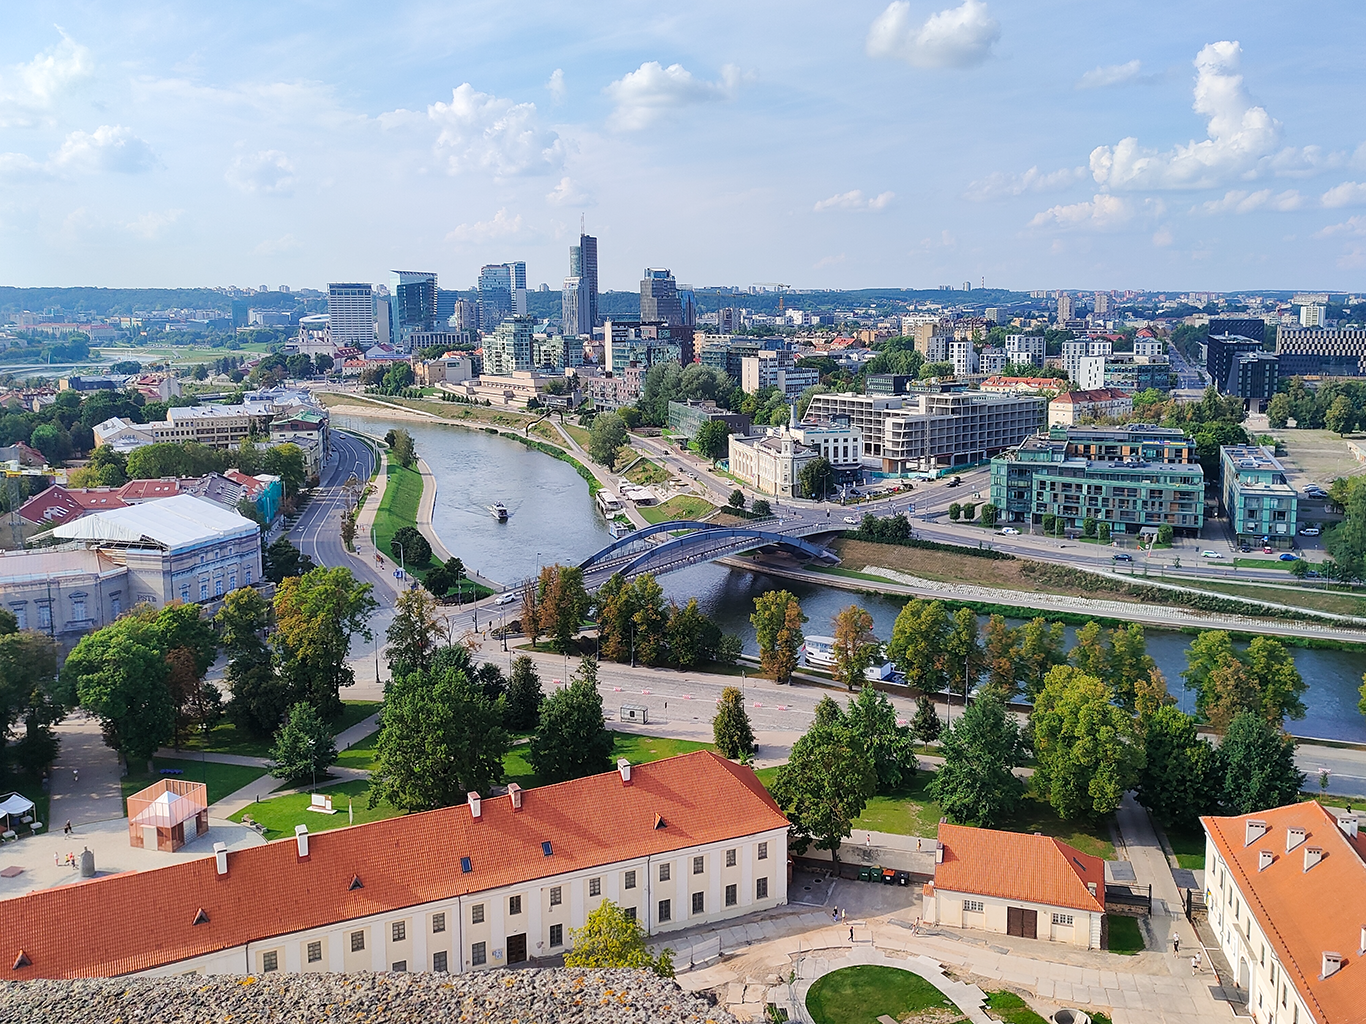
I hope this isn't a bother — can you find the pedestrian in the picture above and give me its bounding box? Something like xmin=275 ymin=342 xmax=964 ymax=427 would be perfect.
xmin=849 ymin=926 xmax=854 ymax=942
xmin=866 ymin=833 xmax=871 ymax=847
xmin=1191 ymin=953 xmax=1201 ymax=975
xmin=1173 ymin=935 xmax=1181 ymax=954
xmin=832 ymin=908 xmax=838 ymax=923
xmin=63 ymin=820 xmax=71 ymax=836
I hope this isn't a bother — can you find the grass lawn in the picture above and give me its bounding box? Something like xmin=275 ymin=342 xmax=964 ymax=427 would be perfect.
xmin=853 ymin=774 xmax=946 ymax=837
xmin=173 ymin=700 xmax=381 ymax=759
xmin=1106 ymin=915 xmax=1145 ymax=954
xmin=228 ymin=779 xmax=402 ymax=840
xmin=121 ymin=758 xmax=271 ymax=812
xmin=985 ymin=990 xmax=1049 ymax=1024
xmin=371 ymin=457 xmax=436 ymax=576
xmin=530 ymin=421 xmax=565 ymax=447
xmin=564 ymin=423 xmax=591 ymax=448
xmin=1182 ymin=579 xmax=1366 ymax=618
xmin=336 ymin=731 xmax=380 ymax=773
xmin=1164 ymin=824 xmax=1207 ymax=869
xmin=625 ymin=457 xmax=671 ymax=486
xmin=640 ymin=495 xmax=717 ymax=524
xmin=1233 ymin=557 xmax=1294 ymax=570
xmin=806 ymin=965 xmax=959 ymax=1024
xmin=503 ymin=731 xmax=715 ymax=789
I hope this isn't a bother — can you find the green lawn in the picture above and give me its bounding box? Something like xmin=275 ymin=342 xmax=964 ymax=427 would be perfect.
xmin=640 ymin=495 xmax=717 ymax=524
xmin=564 ymin=423 xmax=591 ymax=448
xmin=806 ymin=965 xmax=958 ymax=1024
xmin=121 ymin=758 xmax=271 ymax=811
xmin=371 ymin=457 xmax=435 ymax=575
xmin=1233 ymin=557 xmax=1294 ymax=570
xmin=504 ymin=731 xmax=715 ymax=789
xmin=985 ymin=990 xmax=1049 ymax=1024
xmin=228 ymin=779 xmax=402 ymax=840
xmin=1106 ymin=915 xmax=1145 ymax=954
xmin=1164 ymin=824 xmax=1207 ymax=869
xmin=173 ymin=701 xmax=381 ymax=759
xmin=625 ymin=457 xmax=671 ymax=486
xmin=335 ymin=730 xmax=380 ymax=773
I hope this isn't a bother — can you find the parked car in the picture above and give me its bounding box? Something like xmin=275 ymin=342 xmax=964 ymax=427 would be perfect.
xmin=1113 ymin=552 xmax=1133 ymax=562
xmin=1300 ymin=526 xmax=1321 ymax=536
xmin=1306 ymin=570 xmax=1322 ymax=578
xmin=1279 ymin=552 xmax=1299 ymax=561
xmin=1201 ymin=550 xmax=1223 ymax=558
xmin=1000 ymin=527 xmax=1020 ymax=535
xmin=1239 ymin=544 xmax=1251 ymax=553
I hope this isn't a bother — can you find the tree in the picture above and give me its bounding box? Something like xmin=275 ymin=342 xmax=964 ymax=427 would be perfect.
xmin=62 ymin=620 xmax=173 ymax=768
xmin=383 ymin=362 xmax=415 ymax=394
xmin=267 ymin=702 xmax=338 ymax=785
xmin=962 ymin=502 xmax=977 ymax=521
xmin=886 ymin=599 xmax=949 ymax=697
xmin=262 ymin=443 xmax=307 ymax=496
xmin=799 ymin=457 xmax=836 ymax=500
xmin=667 ymin=598 xmax=720 ymax=669
xmin=520 ymin=578 xmax=540 ymax=646
xmin=1097 ymin=522 xmax=1111 ymax=544
xmin=505 ymin=655 xmax=545 ymax=731
xmin=536 ymin=564 xmax=591 ymax=655
xmin=1183 ymin=631 xmax=1306 ymax=729
xmin=845 ymin=685 xmax=917 ymax=789
xmin=1219 ymin=711 xmax=1306 ymax=815
xmin=588 ymin=412 xmax=627 ymax=469
xmin=831 ymin=604 xmax=877 ymax=691
xmin=751 ymin=498 xmax=771 ymax=517
xmin=1326 ymin=394 xmax=1355 ymax=436
xmin=948 ymin=502 xmax=961 ymax=521
xmin=928 ymin=692 xmax=1026 ymax=827
xmin=1082 ymin=516 xmax=1096 ymax=538
xmin=979 ymin=503 xmax=998 ymax=527
xmin=1327 ymin=477 xmax=1366 ymax=581
xmin=0 ymin=626 xmax=62 ymax=778
xmin=386 ymin=586 xmax=443 ymax=678
xmin=751 ymin=590 xmax=806 ymax=684
xmin=369 ymin=667 xmax=509 ymax=812
xmin=1105 ymin=624 xmax=1159 ymax=711
xmin=944 ymin=607 xmax=984 ymax=701
xmin=693 ymin=419 xmax=730 ymax=464
xmin=262 ymin=536 xmax=316 ymax=584
xmin=1136 ymin=704 xmax=1221 ymax=828
xmin=564 ymin=900 xmax=674 ymax=978
xmin=390 ymin=525 xmax=431 ymax=567
xmin=728 ymin=488 xmax=746 ymax=510
xmin=1267 ymin=392 xmax=1292 ymax=429
xmin=217 ymin=588 xmax=289 ymax=737
xmin=273 ymin=567 xmax=377 ymax=719
xmin=339 ymin=507 xmax=357 ymax=549
xmin=712 ymin=686 xmax=755 ymax=759
xmin=1031 ymin=666 xmax=1144 ymax=820
xmin=528 ymin=660 xmax=614 ymax=783
xmin=911 ymin=694 xmax=941 ymax=744
xmin=1156 ymin=523 xmax=1174 ymax=545
xmin=628 ymin=574 xmax=668 ymax=666
xmin=771 ymin=723 xmax=876 ymax=861
xmin=1016 ymin=618 xmax=1067 ymax=700
xmin=385 ymin=428 xmax=416 ymax=468
xmin=981 ymin=615 xmax=1020 ymax=698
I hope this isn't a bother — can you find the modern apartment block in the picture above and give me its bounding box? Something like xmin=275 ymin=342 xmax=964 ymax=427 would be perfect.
xmin=531 ymin=333 xmax=583 ymax=374
xmin=989 ymin=424 xmax=1204 ymax=534
xmin=326 ymin=283 xmax=376 ymax=349
xmin=640 ymin=268 xmax=684 ymax=326
xmin=390 ymin=271 xmax=438 ymax=350
xmin=604 ymin=320 xmax=684 ymax=373
xmin=700 ymin=337 xmax=780 ymax=381
xmin=483 ymin=316 xmax=536 ymax=375
xmin=1276 ymin=326 xmax=1366 ymax=377
xmin=948 ymin=340 xmax=979 ymax=378
xmin=1220 ymin=445 xmax=1298 ymax=548
xmin=740 ymin=351 xmax=819 ymax=398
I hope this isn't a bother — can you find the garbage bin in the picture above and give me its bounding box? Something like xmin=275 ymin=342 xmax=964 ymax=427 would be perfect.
xmin=858 ymin=868 xmax=871 ymax=882
xmin=881 ymin=868 xmax=895 ymax=885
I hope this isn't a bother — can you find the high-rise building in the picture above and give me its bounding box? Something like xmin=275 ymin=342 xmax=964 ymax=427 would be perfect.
xmin=483 ymin=315 xmax=535 ymax=375
xmin=568 ymin=230 xmax=598 ymax=328
xmin=478 ymin=264 xmax=513 ymax=331
xmin=561 ymin=277 xmax=591 ymax=338
xmin=325 ymin=283 xmax=375 ymax=350
xmin=389 ymin=271 xmax=437 ymax=350
xmin=1094 ymin=292 xmax=1111 ymax=315
xmin=508 ymin=261 xmax=528 ymax=316
xmin=1056 ymin=293 xmax=1074 ymax=322
xmin=640 ymin=268 xmax=684 ymax=326
xmin=1300 ymin=303 xmax=1325 ymax=327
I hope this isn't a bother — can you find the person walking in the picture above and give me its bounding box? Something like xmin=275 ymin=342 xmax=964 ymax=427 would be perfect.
xmin=63 ymin=820 xmax=71 ymax=836
xmin=848 ymin=926 xmax=854 ymax=942
xmin=1172 ymin=935 xmax=1181 ymax=954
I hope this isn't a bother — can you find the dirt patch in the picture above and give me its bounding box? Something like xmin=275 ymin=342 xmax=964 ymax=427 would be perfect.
xmin=1274 ymin=429 xmax=1366 ymax=487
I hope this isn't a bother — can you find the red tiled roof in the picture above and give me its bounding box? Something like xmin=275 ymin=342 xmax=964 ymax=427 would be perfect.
xmin=1202 ymin=802 xmax=1366 ymax=1024
xmin=117 ymin=478 xmax=186 ymax=502
xmin=3 ymin=751 xmax=787 ymax=979
xmin=1050 ymin=389 xmax=1132 ymax=406
xmin=934 ymin=823 xmax=1105 ymax=913
xmin=18 ymin=486 xmax=127 ymax=525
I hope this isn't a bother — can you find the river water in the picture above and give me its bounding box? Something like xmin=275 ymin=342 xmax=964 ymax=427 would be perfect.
xmin=337 ymin=412 xmax=1366 ymax=742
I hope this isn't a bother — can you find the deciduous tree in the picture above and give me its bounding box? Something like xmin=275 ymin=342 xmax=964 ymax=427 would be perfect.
xmin=536 ymin=564 xmax=591 ymax=656
xmin=751 ymin=590 xmax=806 ymax=684
xmin=927 ymin=691 xmax=1026 ymax=827
xmin=564 ymin=900 xmax=674 ymax=977
xmin=693 ymin=419 xmax=730 ymax=464
xmin=886 ymin=599 xmax=949 ymax=696
xmin=1136 ymin=705 xmax=1221 ymax=828
xmin=771 ymin=722 xmax=876 ymax=861
xmin=1219 ymin=711 xmax=1305 ymax=815
xmin=712 ymin=686 xmax=755 ymax=760
xmin=831 ymin=604 xmax=877 ymax=691
xmin=911 ymin=694 xmax=941 ymax=744
xmin=845 ymin=685 xmax=917 ymax=789
xmin=268 ymin=702 xmax=338 ymax=785
xmin=217 ymin=588 xmax=288 ymax=737
xmin=588 ymin=412 xmax=627 ymax=469
xmin=386 ymin=586 xmax=443 ymax=678
xmin=273 ymin=567 xmax=377 ymax=719
xmin=528 ymin=659 xmax=614 ymax=783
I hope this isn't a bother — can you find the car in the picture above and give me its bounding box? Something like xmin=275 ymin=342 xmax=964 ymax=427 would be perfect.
xmin=494 ymin=592 xmax=517 ymax=605
xmin=1300 ymin=526 xmax=1321 ymax=536
xmin=1000 ymin=527 xmax=1020 ymax=535
xmin=1306 ymin=570 xmax=1322 ymax=578
xmin=1113 ymin=552 xmax=1133 ymax=562
xmin=1263 ymin=546 xmax=1274 ymax=554
xmin=1239 ymin=544 xmax=1251 ymax=553
xmin=1201 ymin=550 xmax=1223 ymax=558
xmin=1279 ymin=552 xmax=1299 ymax=561
xmin=843 ymin=516 xmax=858 ymax=525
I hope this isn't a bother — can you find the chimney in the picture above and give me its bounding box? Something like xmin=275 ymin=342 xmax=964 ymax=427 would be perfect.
xmin=935 ymin=843 xmax=944 ymax=864
xmin=1360 ymin=925 xmax=1366 ymax=955
xmin=214 ymin=842 xmax=228 ymax=876
xmin=508 ymin=783 xmax=522 ymax=810
xmin=1286 ymin=827 xmax=1306 ymax=852
xmin=1259 ymin=850 xmax=1275 ymax=871
xmin=467 ymin=792 xmax=481 ymax=820
xmin=617 ymin=758 xmax=632 ymax=784
xmin=1245 ymin=819 xmax=1269 ymax=846
xmin=295 ymin=824 xmax=309 ymax=858
xmin=1304 ymin=846 xmax=1324 ymax=872
xmin=1321 ymin=952 xmax=1343 ymax=979
xmin=1337 ymin=812 xmax=1360 ymax=839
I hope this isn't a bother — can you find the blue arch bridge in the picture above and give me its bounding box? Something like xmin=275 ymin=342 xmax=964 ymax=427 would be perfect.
xmin=577 ymin=518 xmax=840 ymax=590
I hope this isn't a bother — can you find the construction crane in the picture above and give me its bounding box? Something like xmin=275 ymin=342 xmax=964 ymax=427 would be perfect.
xmin=754 ymin=283 xmax=790 ymax=313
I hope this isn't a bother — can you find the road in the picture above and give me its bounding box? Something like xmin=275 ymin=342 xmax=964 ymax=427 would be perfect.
xmin=290 ymin=429 xmax=389 ymax=597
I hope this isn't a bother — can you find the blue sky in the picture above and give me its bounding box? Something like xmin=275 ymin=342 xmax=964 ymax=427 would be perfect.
xmin=3 ymin=1 xmax=1366 ymax=293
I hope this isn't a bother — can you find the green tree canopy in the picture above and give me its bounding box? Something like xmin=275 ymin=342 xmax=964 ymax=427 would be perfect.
xmin=845 ymin=685 xmax=917 ymax=790
xmin=751 ymin=590 xmax=806 ymax=684
xmin=268 ymin=701 xmax=338 ymax=785
xmin=928 ymin=691 xmax=1026 ymax=827
xmin=712 ymin=686 xmax=755 ymax=760
xmin=217 ymin=587 xmax=288 ymax=737
xmin=831 ymin=604 xmax=878 ymax=691
xmin=386 ymin=586 xmax=443 ymax=678
xmin=273 ymin=567 xmax=377 ymax=719
xmin=505 ymin=655 xmax=545 ymax=732
xmin=771 ymin=722 xmax=876 ymax=860
xmin=885 ymin=599 xmax=949 ymax=696
xmin=588 ymin=412 xmax=627 ymax=470
xmin=693 ymin=419 xmax=730 ymax=464
xmin=390 ymin=525 xmax=431 ymax=567
xmin=536 ymin=564 xmax=591 ymax=656
xmin=1136 ymin=704 xmax=1221 ymax=828
xmin=564 ymin=900 xmax=674 ymax=978
xmin=62 ymin=618 xmax=173 ymax=767
xmin=528 ymin=658 xmax=614 ymax=783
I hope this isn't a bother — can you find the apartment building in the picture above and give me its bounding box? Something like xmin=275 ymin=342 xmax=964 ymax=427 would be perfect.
xmin=1220 ymin=445 xmax=1299 ymax=548
xmin=1004 ymin=335 xmax=1045 ymax=367
xmin=6 ymin=752 xmax=789 ymax=980
xmin=1061 ymin=339 xmax=1111 ymax=384
xmin=740 ymin=351 xmax=819 ymax=398
xmin=604 ymin=321 xmax=684 ymax=373
xmin=790 ymin=415 xmax=862 ymax=477
xmin=948 ymin=340 xmax=978 ymax=378
xmin=483 ymin=316 xmax=536 ymax=376
xmin=1201 ymin=802 xmax=1364 ymax=1024
xmin=1047 ymin=388 xmax=1133 ymax=427
xmin=727 ymin=429 xmax=818 ymax=497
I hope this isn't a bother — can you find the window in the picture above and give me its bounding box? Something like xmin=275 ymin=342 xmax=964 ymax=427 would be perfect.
xmin=725 ymin=849 xmax=736 ymax=868
xmin=460 ymin=856 xmax=472 ymax=873
xmin=1052 ymin=913 xmax=1073 ymax=926
xmin=659 ymin=863 xmax=670 ymax=882
xmin=179 ymin=585 xmax=190 ymax=602
xmin=549 ymin=924 xmax=563 ymax=947
xmin=589 ymin=877 xmax=601 ymax=897
xmin=307 ymin=941 xmax=322 ymax=964
xmin=624 ymin=870 xmax=637 ymax=890
xmin=471 ymin=942 xmax=486 ymax=966
xmin=624 ymin=906 xmax=636 ymax=921
xmin=693 ymin=855 xmax=704 ymax=875
xmin=432 ymin=912 xmax=445 ymax=933
xmin=228 ymin=573 xmax=236 ymax=590
xmin=245 ymin=567 xmax=252 ymax=584
xmin=109 ymin=594 xmax=121 ymax=617
xmin=214 ymin=579 xmax=224 ymax=597
xmin=756 ymin=878 xmax=769 ymax=900
xmin=199 ymin=580 xmax=208 ymax=600
xmin=261 ymin=950 xmax=279 ymax=972
xmin=757 ymin=842 xmax=768 ymax=860
xmin=471 ymin=903 xmax=485 ymax=924
xmin=725 ymin=884 xmax=737 ymax=907
xmin=509 ymin=895 xmax=522 ymax=916
xmin=391 ymin=960 xmax=406 ymax=972
xmin=963 ymin=900 xmax=984 ymax=913
xmin=692 ymin=892 xmax=704 ymax=914
xmin=36 ymin=604 xmax=50 ymax=630
xmin=392 ymin=921 xmax=406 ymax=943
xmin=71 ymin=596 xmax=86 ymax=620
xmin=549 ymin=886 xmax=562 ymax=907
xmin=350 ymin=930 xmax=366 ymax=952
xmin=658 ymin=899 xmax=671 ymax=923
xmin=433 ymin=951 xmax=448 ymax=973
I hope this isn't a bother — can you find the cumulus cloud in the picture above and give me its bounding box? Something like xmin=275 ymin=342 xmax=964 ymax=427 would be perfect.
xmin=605 ymin=61 xmax=742 ymax=131
xmin=1090 ymin=41 xmax=1282 ymax=191
xmin=446 ymin=208 xmax=525 ymax=244
xmin=428 ymin=84 xmax=563 ymax=175
xmin=546 ymin=68 xmax=565 ymax=103
xmin=1 ymin=124 xmax=156 ymax=179
xmin=1322 ymin=181 xmax=1366 ymax=208
xmin=1152 ymin=226 xmax=1174 ymax=247
xmin=1315 ymin=215 xmax=1366 ymax=239
xmin=127 ymin=209 xmax=183 ymax=240
xmin=546 ymin=176 xmax=591 ymax=206
xmin=963 ymin=165 xmax=1086 ymax=201
xmin=866 ymin=0 xmax=1000 ymax=69
xmin=1077 ymin=59 xmax=1149 ymax=89
xmin=0 ymin=31 xmax=93 ymax=128
xmin=225 ymin=150 xmax=295 ymax=193
xmin=813 ymin=189 xmax=895 ymax=212
xmin=1198 ymin=188 xmax=1303 ymax=214
xmin=1028 ymin=193 xmax=1133 ymax=230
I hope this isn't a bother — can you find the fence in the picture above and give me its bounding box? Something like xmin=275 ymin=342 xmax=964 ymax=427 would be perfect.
xmin=1104 ymin=883 xmax=1153 ymax=916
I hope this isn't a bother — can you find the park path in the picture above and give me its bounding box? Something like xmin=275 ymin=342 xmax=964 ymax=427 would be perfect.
xmin=49 ymin=713 xmax=123 ymax=830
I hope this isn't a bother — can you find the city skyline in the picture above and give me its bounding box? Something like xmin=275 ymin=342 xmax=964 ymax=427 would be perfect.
xmin=3 ymin=2 xmax=1366 ymax=292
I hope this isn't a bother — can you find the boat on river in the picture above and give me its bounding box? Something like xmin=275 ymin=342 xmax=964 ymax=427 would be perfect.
xmin=488 ymin=502 xmax=509 ymax=521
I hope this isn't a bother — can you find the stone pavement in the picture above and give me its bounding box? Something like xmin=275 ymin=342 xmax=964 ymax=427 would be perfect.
xmin=1113 ymin=794 xmax=1200 ymax=959
xmin=49 ymin=712 xmax=123 ymax=829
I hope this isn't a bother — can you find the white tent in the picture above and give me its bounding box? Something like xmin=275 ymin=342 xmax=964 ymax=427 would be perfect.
xmin=0 ymin=792 xmax=35 ymax=820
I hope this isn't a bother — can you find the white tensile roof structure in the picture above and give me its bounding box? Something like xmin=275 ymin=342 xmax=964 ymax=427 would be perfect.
xmin=51 ymin=493 xmax=259 ymax=553
xmin=130 ymin=790 xmax=199 ymax=829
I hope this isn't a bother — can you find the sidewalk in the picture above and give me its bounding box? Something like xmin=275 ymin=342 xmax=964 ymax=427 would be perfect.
xmin=1113 ymin=794 xmax=1197 ymax=957
xmin=50 ymin=713 xmax=124 ymax=829
xmin=552 ymin=420 xmax=650 ymax=529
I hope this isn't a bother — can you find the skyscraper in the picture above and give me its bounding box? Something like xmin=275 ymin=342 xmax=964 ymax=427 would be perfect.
xmin=483 ymin=315 xmax=535 ymax=375
xmin=568 ymin=226 xmax=598 ymax=328
xmin=1056 ymin=292 xmax=1074 ymax=322
xmin=640 ymin=268 xmax=684 ymax=326
xmin=390 ymin=271 xmax=437 ymax=350
xmin=326 ymin=283 xmax=376 ymax=349
xmin=562 ymin=277 xmax=591 ymax=337
xmin=478 ymin=264 xmax=513 ymax=331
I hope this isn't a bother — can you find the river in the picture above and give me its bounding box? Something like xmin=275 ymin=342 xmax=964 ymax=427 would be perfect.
xmin=336 ymin=411 xmax=1366 ymax=742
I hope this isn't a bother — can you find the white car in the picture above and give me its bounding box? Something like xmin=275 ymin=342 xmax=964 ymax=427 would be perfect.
xmin=494 ymin=592 xmax=517 ymax=605
xmin=1000 ymin=527 xmax=1020 ymax=535
xmin=1300 ymin=526 xmax=1321 ymax=536
xmin=843 ymin=516 xmax=859 ymax=525
xmin=1201 ymin=550 xmax=1223 ymax=559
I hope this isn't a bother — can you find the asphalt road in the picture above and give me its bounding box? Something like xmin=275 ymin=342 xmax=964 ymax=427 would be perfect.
xmin=290 ymin=429 xmax=389 ymax=596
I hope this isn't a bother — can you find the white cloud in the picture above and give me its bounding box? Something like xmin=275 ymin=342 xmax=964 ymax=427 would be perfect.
xmin=1077 ymin=59 xmax=1147 ymax=89
xmin=0 ymin=31 xmax=93 ymax=128
xmin=127 ymin=209 xmax=182 ymax=240
xmin=963 ymin=165 xmax=1086 ymax=201
xmin=446 ymin=208 xmax=525 ymax=244
xmin=1090 ymin=41 xmax=1283 ymax=191
xmin=0 ymin=151 xmax=46 ymax=181
xmin=1028 ymin=193 xmax=1133 ymax=230
xmin=546 ymin=68 xmax=565 ymax=103
xmin=1199 ymin=188 xmax=1304 ymax=214
xmin=1315 ymin=215 xmax=1366 ymax=239
xmin=866 ymin=0 xmax=1000 ymax=70
xmin=1322 ymin=181 xmax=1366 ymax=208
xmin=254 ymin=233 xmax=301 ymax=254
xmin=428 ymin=84 xmax=563 ymax=175
xmin=813 ymin=189 xmax=895 ymax=212
xmin=546 ymin=176 xmax=591 ymax=206
xmin=54 ymin=125 xmax=156 ymax=174
xmin=1152 ymin=226 xmax=1174 ymax=247
xmin=604 ymin=61 xmax=741 ymax=131
xmin=225 ymin=150 xmax=295 ymax=193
